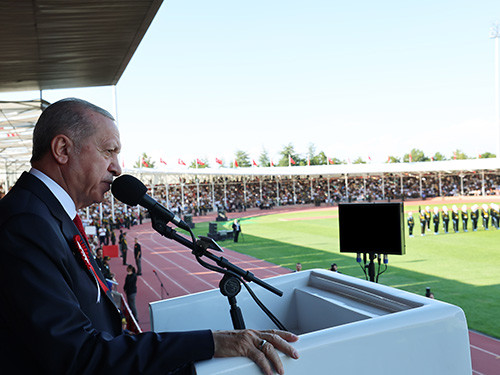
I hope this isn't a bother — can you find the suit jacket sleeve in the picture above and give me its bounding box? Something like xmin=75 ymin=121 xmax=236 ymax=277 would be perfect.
xmin=0 ymin=211 xmax=214 ymax=375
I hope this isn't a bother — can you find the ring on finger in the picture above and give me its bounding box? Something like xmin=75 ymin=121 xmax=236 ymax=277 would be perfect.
xmin=258 ymin=339 xmax=267 ymax=351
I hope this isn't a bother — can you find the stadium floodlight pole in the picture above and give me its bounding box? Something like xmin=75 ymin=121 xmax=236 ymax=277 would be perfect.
xmin=490 ymin=23 xmax=500 ymax=157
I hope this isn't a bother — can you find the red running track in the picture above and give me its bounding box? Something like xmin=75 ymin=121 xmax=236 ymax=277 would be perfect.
xmin=109 ymin=214 xmax=500 ymax=375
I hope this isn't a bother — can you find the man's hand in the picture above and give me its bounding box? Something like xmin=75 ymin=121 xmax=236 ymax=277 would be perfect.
xmin=212 ymin=329 xmax=299 ymax=375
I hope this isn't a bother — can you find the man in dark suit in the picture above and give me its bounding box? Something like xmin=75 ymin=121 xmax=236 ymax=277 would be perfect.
xmin=134 ymin=236 xmax=142 ymax=275
xmin=0 ymin=98 xmax=298 ymax=375
xmin=232 ymin=218 xmax=242 ymax=242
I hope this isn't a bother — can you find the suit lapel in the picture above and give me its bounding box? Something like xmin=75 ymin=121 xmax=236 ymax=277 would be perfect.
xmin=16 ymin=172 xmax=114 ymax=301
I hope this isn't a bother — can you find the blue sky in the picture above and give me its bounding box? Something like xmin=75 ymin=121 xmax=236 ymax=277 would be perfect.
xmin=2 ymin=0 xmax=500 ymax=166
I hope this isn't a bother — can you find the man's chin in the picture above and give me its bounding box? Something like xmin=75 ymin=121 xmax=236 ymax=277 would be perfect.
xmin=91 ymin=193 xmax=107 ymax=206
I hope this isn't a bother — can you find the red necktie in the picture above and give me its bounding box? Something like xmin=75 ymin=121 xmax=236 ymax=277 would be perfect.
xmin=73 ymin=214 xmax=89 ymax=244
xmin=73 ymin=214 xmax=109 ymax=299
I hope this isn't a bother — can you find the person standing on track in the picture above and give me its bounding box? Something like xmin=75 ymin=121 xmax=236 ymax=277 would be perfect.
xmin=134 ymin=237 xmax=142 ymax=276
xmin=98 ymin=225 xmax=107 ymax=245
xmin=124 ymin=264 xmax=138 ymax=321
xmin=120 ymin=231 xmax=128 ymax=265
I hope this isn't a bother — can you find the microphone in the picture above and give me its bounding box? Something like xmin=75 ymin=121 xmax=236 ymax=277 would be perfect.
xmin=112 ymin=174 xmax=190 ymax=232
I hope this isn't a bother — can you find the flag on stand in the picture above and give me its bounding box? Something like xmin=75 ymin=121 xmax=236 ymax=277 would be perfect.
xmin=328 ymin=157 xmax=334 ymax=165
xmin=270 ymin=160 xmax=274 ymax=167
xmin=196 ymin=158 xmax=205 ymax=166
xmin=478 ymin=154 xmax=482 ymax=159
xmin=215 ymin=157 xmax=223 ymax=165
xmin=178 ymin=158 xmax=186 ymax=166
xmin=387 ymin=156 xmax=391 ymax=163
xmin=430 ymin=156 xmax=434 ymax=162
xmin=160 ymin=158 xmax=167 ymax=165
xmin=289 ymin=155 xmax=296 ymax=166
xmin=307 ymin=156 xmax=310 ymax=166
xmin=141 ymin=158 xmax=149 ymax=168
xmin=234 ymin=159 xmax=239 ymax=168
xmin=368 ymin=156 xmax=372 ymax=162
xmin=252 ymin=160 xmax=258 ymax=167
xmin=453 ymin=152 xmax=457 ymax=160
xmin=409 ymin=154 xmax=412 ymax=163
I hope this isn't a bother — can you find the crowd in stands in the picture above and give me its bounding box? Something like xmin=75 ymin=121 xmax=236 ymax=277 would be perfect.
xmin=1 ymin=173 xmax=498 ymax=222
xmin=144 ymin=173 xmax=499 ymax=216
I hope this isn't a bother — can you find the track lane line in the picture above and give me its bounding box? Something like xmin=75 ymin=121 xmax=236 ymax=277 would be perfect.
xmin=470 ymin=344 xmax=500 ymax=358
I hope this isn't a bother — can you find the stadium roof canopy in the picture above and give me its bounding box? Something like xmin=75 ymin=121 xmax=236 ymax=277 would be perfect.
xmin=0 ymin=99 xmax=48 ymax=173
xmin=125 ymin=157 xmax=500 ymax=182
xmin=0 ymin=0 xmax=163 ymax=92
xmin=0 ymin=1 xmax=163 ymax=181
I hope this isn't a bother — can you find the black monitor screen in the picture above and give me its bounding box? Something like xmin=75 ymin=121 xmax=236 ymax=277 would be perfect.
xmin=338 ymin=202 xmax=405 ymax=255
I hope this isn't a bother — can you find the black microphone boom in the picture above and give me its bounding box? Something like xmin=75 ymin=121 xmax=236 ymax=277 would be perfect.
xmin=111 ymin=174 xmax=190 ymax=232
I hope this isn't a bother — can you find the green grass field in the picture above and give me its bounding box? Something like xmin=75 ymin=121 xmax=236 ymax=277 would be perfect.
xmin=192 ymin=202 xmax=500 ymax=338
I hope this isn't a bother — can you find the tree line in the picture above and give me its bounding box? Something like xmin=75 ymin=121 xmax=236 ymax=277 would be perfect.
xmin=133 ymin=145 xmax=496 ymax=169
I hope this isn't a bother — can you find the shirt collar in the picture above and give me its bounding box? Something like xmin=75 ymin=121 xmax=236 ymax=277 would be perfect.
xmin=29 ymin=168 xmax=77 ymax=220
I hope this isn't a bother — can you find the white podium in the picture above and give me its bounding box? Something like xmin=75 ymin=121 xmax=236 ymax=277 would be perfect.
xmin=150 ymin=270 xmax=471 ymax=374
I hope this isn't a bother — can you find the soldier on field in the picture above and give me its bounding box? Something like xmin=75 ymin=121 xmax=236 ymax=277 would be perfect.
xmin=451 ymin=205 xmax=460 ymax=233
xmin=490 ymin=203 xmax=499 ymax=229
xmin=419 ymin=208 xmax=426 ymax=236
xmin=407 ymin=212 xmax=415 ymax=237
xmin=424 ymin=206 xmax=431 ymax=231
xmin=481 ymin=204 xmax=490 ymax=230
xmin=442 ymin=206 xmax=450 ymax=234
xmin=432 ymin=207 xmax=440 ymax=234
xmin=461 ymin=205 xmax=468 ymax=232
xmin=470 ymin=205 xmax=479 ymax=231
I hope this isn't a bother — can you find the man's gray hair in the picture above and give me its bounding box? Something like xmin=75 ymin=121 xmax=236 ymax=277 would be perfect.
xmin=31 ymin=98 xmax=115 ymax=163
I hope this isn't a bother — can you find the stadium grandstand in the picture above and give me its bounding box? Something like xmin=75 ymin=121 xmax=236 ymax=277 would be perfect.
xmin=1 ymin=145 xmax=499 ymax=214
xmin=114 ymin=158 xmax=500 ymax=213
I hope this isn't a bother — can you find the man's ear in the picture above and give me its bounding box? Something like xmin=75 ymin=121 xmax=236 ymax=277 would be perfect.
xmin=51 ymin=135 xmax=73 ymax=165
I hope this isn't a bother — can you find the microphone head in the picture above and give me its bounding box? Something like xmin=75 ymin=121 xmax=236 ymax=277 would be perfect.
xmin=111 ymin=175 xmax=148 ymax=206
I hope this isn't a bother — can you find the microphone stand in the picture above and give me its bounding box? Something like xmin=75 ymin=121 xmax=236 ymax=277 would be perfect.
xmin=153 ymin=270 xmax=169 ymax=299
xmin=150 ymin=214 xmax=285 ymax=330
